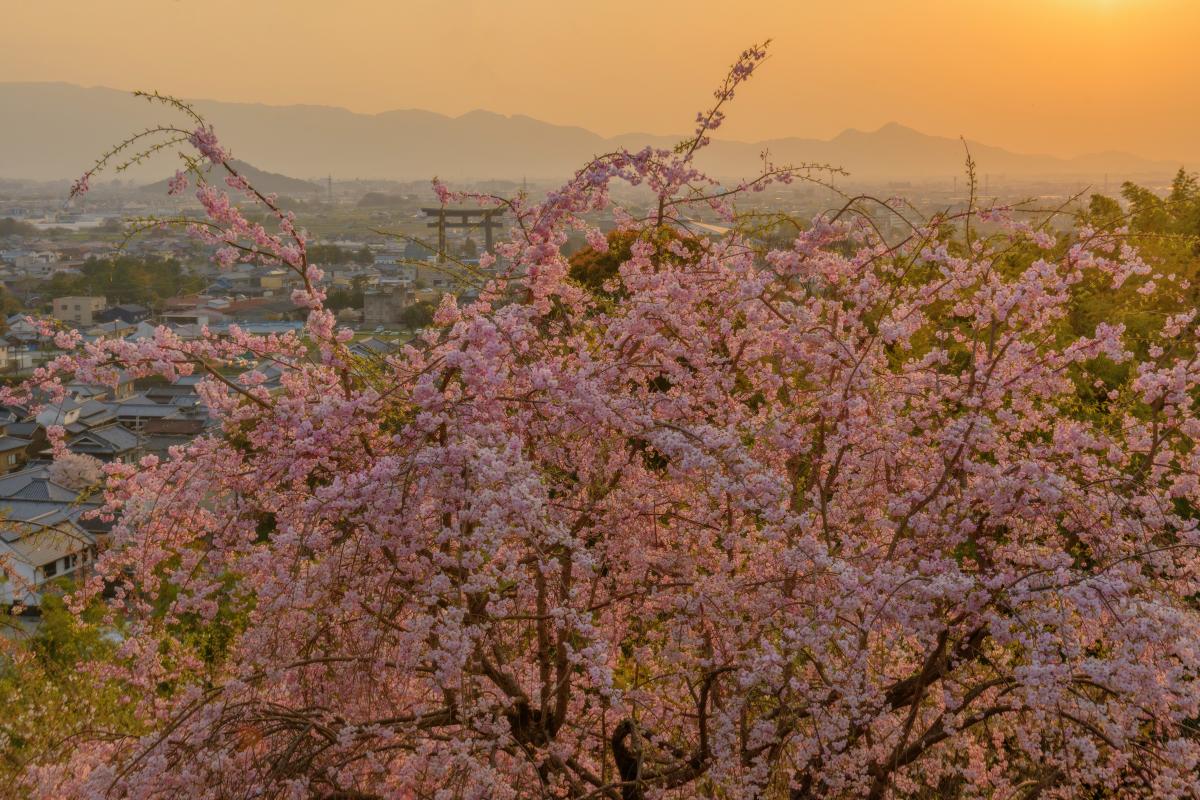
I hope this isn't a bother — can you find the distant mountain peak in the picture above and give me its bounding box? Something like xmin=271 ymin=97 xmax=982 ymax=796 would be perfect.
xmin=0 ymin=81 xmax=1184 ymax=182
xmin=834 ymin=121 xmax=925 ymax=142
xmin=874 ymin=121 xmax=921 ymax=135
xmin=458 ymin=108 xmax=506 ymax=121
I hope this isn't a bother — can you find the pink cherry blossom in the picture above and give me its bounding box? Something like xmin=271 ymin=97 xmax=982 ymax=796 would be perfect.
xmin=12 ymin=44 xmax=1200 ymax=800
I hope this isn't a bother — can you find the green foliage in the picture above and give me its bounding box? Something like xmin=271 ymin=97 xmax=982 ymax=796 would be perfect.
xmin=1076 ymin=169 xmax=1200 ymax=366
xmin=326 ymin=287 xmax=365 ymax=310
xmin=1022 ymin=172 xmax=1200 ymax=435
xmin=41 ymin=255 xmax=204 ymax=308
xmin=0 ymin=287 xmax=23 ymax=329
xmin=307 ymin=244 xmax=374 ymax=267
xmin=1084 ymin=194 xmax=1124 ymax=229
xmin=0 ymin=594 xmax=139 ymax=791
xmin=160 ymin=572 xmax=253 ymax=685
xmin=356 ymin=192 xmax=407 ymax=208
xmin=0 ymin=219 xmax=38 ymax=238
xmin=399 ymin=300 xmax=435 ymax=329
xmin=1114 ymin=168 xmax=1200 ymax=238
xmin=567 ymin=227 xmax=704 ymax=300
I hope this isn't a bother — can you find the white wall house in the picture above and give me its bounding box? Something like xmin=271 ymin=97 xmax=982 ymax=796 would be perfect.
xmin=0 ymin=466 xmax=101 ymax=607
xmin=0 ymin=516 xmax=95 ymax=607
xmin=35 ymin=399 xmax=83 ymax=429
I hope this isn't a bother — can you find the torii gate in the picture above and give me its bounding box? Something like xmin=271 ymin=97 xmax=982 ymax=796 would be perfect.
xmin=420 ymin=207 xmax=505 ymax=264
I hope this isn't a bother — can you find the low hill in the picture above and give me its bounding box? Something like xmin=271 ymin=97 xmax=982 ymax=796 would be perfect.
xmin=143 ymin=159 xmax=320 ymax=197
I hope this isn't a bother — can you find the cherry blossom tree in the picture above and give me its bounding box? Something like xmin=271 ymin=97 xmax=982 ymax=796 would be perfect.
xmin=12 ymin=43 xmax=1200 ymax=799
xmin=46 ymin=453 xmax=106 ymax=492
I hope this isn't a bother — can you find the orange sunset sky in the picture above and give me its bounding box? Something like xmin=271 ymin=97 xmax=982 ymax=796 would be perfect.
xmin=3 ymin=0 xmax=1198 ymax=160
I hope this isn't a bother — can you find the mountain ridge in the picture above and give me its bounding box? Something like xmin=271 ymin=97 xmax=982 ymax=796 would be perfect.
xmin=0 ymin=81 xmax=1185 ymax=183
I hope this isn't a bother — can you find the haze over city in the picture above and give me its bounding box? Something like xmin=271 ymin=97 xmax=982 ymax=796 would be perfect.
xmin=3 ymin=0 xmax=1199 ymax=163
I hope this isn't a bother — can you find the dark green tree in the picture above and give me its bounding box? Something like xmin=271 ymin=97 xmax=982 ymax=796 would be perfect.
xmin=399 ymin=301 xmax=434 ymax=330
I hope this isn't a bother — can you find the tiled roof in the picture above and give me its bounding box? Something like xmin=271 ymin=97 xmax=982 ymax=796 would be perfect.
xmin=78 ymin=424 xmax=141 ymax=451
xmin=0 ymin=435 xmax=29 ymax=451
xmin=142 ymin=418 xmax=205 ymax=435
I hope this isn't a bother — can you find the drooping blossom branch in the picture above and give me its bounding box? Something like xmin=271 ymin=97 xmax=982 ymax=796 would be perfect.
xmin=11 ymin=46 xmax=1200 ymax=800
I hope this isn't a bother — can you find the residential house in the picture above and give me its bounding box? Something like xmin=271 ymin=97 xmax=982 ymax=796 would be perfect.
xmin=5 ymin=314 xmax=42 ymax=345
xmin=0 ymin=465 xmax=103 ymax=608
xmin=259 ymin=269 xmax=289 ymax=293
xmin=95 ymin=304 xmax=150 ymax=324
xmin=211 ymin=272 xmax=256 ymax=295
xmin=108 ymin=394 xmax=206 ymax=431
xmin=66 ymin=423 xmax=141 ymax=462
xmin=143 ymin=382 xmax=201 ymax=404
xmin=0 ymin=432 xmax=30 ymax=474
xmin=4 ymin=421 xmax=43 ymax=445
xmin=128 ymin=321 xmax=160 ymax=341
xmin=141 ymin=417 xmax=207 ymax=458
xmin=85 ymin=320 xmax=138 ymax=339
xmin=14 ymin=252 xmax=61 ymax=279
xmin=53 ymin=401 xmax=115 ymax=438
xmin=162 ymin=309 xmax=228 ymax=329
xmin=35 ymin=398 xmax=85 ymax=429
xmin=51 ymin=296 xmax=106 ymax=327
xmin=363 ymin=282 xmax=413 ymax=328
xmin=66 ymin=372 xmax=137 ymax=402
xmin=349 ymin=336 xmax=400 ymax=359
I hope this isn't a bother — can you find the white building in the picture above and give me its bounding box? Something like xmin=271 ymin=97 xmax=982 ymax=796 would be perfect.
xmin=52 ymin=296 xmax=107 ymax=327
xmin=0 ymin=466 xmax=100 ymax=607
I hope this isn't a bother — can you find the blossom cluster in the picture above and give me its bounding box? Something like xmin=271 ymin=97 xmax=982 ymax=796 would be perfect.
xmin=16 ymin=44 xmax=1200 ymax=800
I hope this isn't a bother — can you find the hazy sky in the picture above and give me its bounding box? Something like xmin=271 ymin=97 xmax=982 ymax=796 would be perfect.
xmin=4 ymin=0 xmax=1198 ymax=160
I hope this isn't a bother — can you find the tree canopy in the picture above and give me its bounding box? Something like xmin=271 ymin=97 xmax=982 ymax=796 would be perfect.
xmin=307 ymin=243 xmax=375 ymax=267
xmin=41 ymin=255 xmax=204 ymax=308
xmin=8 ymin=45 xmax=1200 ymax=800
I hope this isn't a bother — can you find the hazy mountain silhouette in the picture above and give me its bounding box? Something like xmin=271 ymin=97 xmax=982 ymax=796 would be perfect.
xmin=143 ymin=159 xmax=321 ymax=196
xmin=0 ymin=82 xmax=1182 ymax=184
